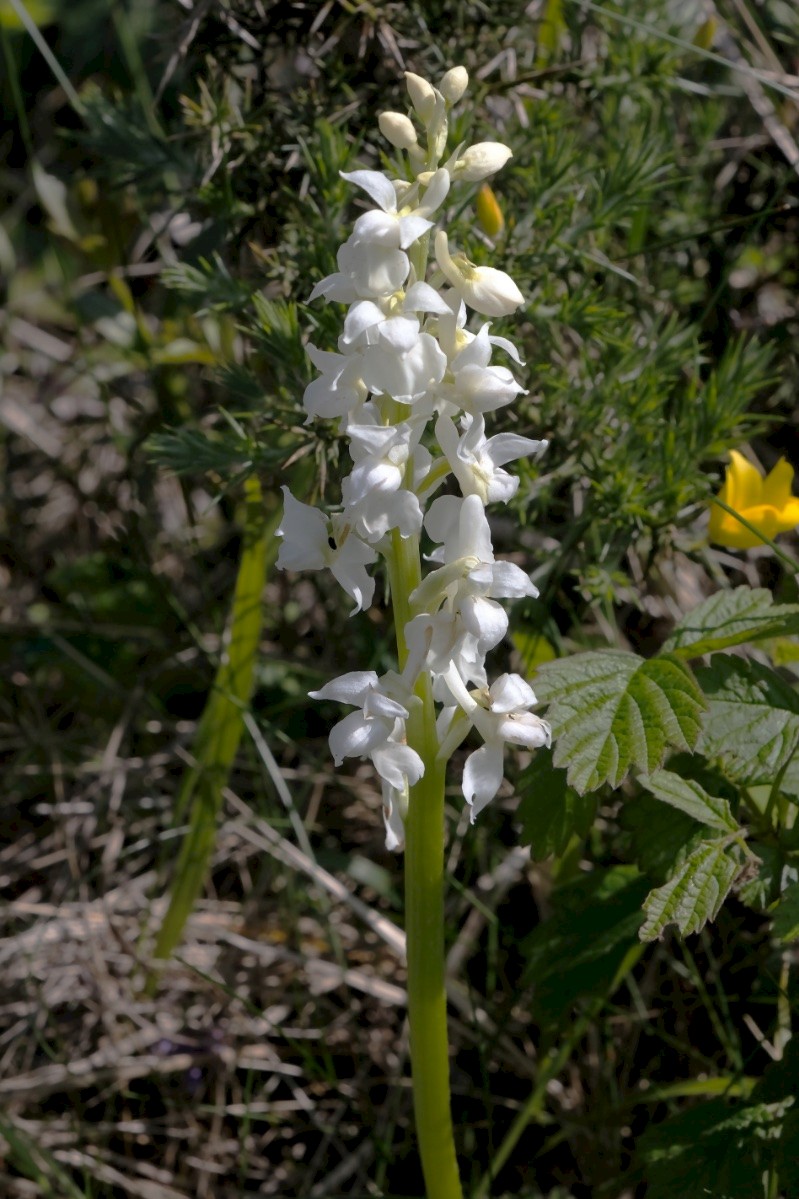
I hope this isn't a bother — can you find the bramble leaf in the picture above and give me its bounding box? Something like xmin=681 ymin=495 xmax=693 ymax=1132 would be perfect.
xmin=516 ymin=756 xmax=597 ymax=859
xmin=697 ymin=656 xmax=799 ymax=786
xmin=535 ymin=651 xmax=704 ymax=793
xmin=640 ymin=841 xmax=740 ymax=941
xmin=639 ymin=769 xmax=738 ymax=833
xmin=772 ymin=881 xmax=799 ymax=942
xmin=663 ymin=586 xmax=799 ymax=659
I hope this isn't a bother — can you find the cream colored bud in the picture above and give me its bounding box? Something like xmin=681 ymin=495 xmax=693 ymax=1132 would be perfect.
xmin=378 ymin=111 xmax=418 ymax=150
xmin=454 ymin=142 xmax=513 ymax=182
xmin=405 ymin=71 xmax=438 ymax=124
xmin=439 ymin=66 xmax=469 ymax=104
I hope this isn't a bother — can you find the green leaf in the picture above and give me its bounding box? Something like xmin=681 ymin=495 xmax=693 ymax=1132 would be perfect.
xmin=535 ymin=651 xmax=704 ymax=793
xmin=663 ymin=586 xmax=799 ymax=659
xmin=622 ymin=794 xmax=706 ymax=882
xmin=772 ymin=881 xmax=799 ymax=942
xmin=639 ymin=769 xmax=738 ymax=832
xmin=639 ymin=1041 xmax=799 ymax=1197
xmin=638 ymin=1097 xmax=793 ymax=1199
xmin=521 ymin=866 xmax=648 ymax=1031
xmin=640 ymin=841 xmax=740 ymax=941
xmin=697 ymin=656 xmax=799 ymax=786
xmin=516 ymin=755 xmax=597 ymax=859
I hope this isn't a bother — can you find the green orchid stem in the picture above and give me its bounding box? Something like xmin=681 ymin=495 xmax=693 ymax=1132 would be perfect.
xmin=709 ymin=496 xmax=799 ymax=577
xmin=148 ymin=475 xmax=270 ymax=989
xmin=387 ymin=528 xmax=464 ymax=1199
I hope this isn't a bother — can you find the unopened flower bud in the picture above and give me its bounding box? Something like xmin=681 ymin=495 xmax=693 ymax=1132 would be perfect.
xmin=476 ymin=183 xmax=504 ymax=238
xmin=439 ymin=66 xmax=469 ymax=104
xmin=405 ymin=71 xmax=439 ymax=124
xmin=379 ymin=111 xmax=418 ymax=150
xmin=454 ymin=142 xmax=513 ymax=182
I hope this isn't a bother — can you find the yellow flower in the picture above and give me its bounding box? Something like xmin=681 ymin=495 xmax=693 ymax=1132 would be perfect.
xmin=709 ymin=449 xmax=799 ymax=549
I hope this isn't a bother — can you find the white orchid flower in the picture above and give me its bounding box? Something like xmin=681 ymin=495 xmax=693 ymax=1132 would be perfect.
xmin=309 ymin=671 xmax=425 ymax=824
xmin=276 ymin=488 xmax=376 ymax=613
xmin=441 ymin=664 xmax=551 ymax=819
xmin=435 ymin=230 xmax=524 ymax=317
xmin=436 ymin=412 xmax=547 ymax=503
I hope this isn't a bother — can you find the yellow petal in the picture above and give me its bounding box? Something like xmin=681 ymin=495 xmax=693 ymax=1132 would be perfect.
xmin=761 ymin=457 xmax=796 ymax=510
xmin=722 ymin=450 xmax=765 ymax=512
xmin=709 ymin=508 xmax=764 ymax=550
xmin=709 ymin=450 xmax=799 ymax=549
xmin=749 ymin=499 xmax=799 ymax=538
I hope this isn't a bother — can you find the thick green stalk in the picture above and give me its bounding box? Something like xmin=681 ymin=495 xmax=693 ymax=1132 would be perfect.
xmin=387 ymin=530 xmax=464 ymax=1199
xmin=150 ymin=476 xmax=271 ymax=974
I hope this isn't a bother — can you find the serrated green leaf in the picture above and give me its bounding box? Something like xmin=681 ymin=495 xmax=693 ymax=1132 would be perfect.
xmin=772 ymin=881 xmax=799 ymax=942
xmin=638 ymin=1095 xmax=793 ymax=1199
xmin=663 ymin=586 xmax=799 ymax=659
xmin=516 ymin=755 xmax=597 ymax=859
xmin=697 ymin=656 xmax=799 ymax=786
xmin=639 ymin=769 xmax=738 ymax=832
xmin=640 ymin=841 xmax=740 ymax=940
xmin=622 ymin=794 xmax=706 ymax=882
xmin=535 ymin=651 xmax=704 ymax=793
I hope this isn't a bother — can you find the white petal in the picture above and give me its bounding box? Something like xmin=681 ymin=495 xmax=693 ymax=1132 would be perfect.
xmin=488 ymin=561 xmax=538 ymax=599
xmin=462 ymin=742 xmax=505 ymax=818
xmin=496 ymin=712 xmax=551 ymax=749
xmin=363 ymin=689 xmax=409 ymax=722
xmin=488 ymin=673 xmax=537 ymax=712
xmin=404 ymin=281 xmax=452 ymax=315
xmin=308 ymin=272 xmax=359 ymax=303
xmin=416 ymin=167 xmax=451 ymax=216
xmin=341 ymin=169 xmax=398 ymax=213
xmin=351 ymin=209 xmax=402 ymax=247
xmin=397 ymin=214 xmax=434 ymax=249
xmin=455 ymin=142 xmax=513 ymax=182
xmin=382 ymin=783 xmax=406 ymax=851
xmin=310 ymin=670 xmax=379 ymax=705
xmin=488 ymin=332 xmax=525 ymax=364
xmin=485 ymin=433 xmax=547 ymax=469
xmin=460 ymin=595 xmax=508 ymax=649
xmin=424 ymin=494 xmax=462 ymax=549
xmin=340 ymin=300 xmax=385 ymax=348
xmin=329 ymin=539 xmax=376 ymax=613
xmin=328 ymin=709 xmax=391 ymax=764
xmin=276 ymin=488 xmax=328 ymax=570
xmin=372 ymin=743 xmax=425 ymax=790
xmin=466 ymin=266 xmax=524 ymax=317
xmin=458 ymin=494 xmax=494 ymax=562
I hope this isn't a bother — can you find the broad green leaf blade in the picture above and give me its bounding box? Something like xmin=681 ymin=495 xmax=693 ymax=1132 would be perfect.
xmin=521 ymin=866 xmax=648 ymax=1031
xmin=535 ymin=651 xmax=704 ymax=793
xmin=772 ymin=881 xmax=799 ymax=942
xmin=622 ymin=794 xmax=706 ymax=881
xmin=638 ymin=1097 xmax=791 ymax=1199
xmin=640 ymin=841 xmax=740 ymax=941
xmin=516 ymin=755 xmax=597 ymax=859
xmin=639 ymin=769 xmax=738 ymax=832
xmin=663 ymin=586 xmax=799 ymax=659
xmin=697 ymin=656 xmax=799 ymax=786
